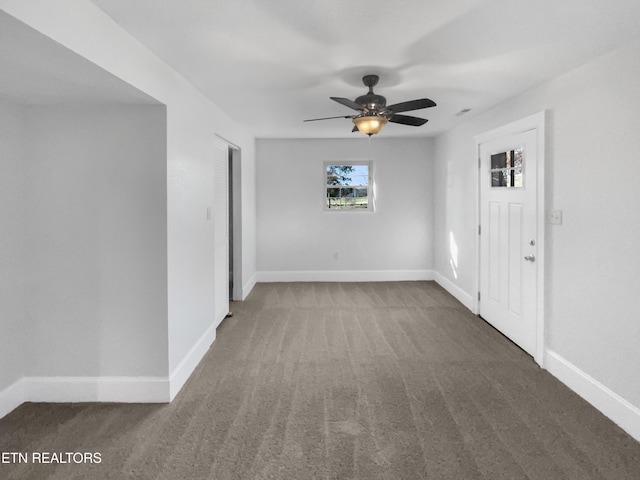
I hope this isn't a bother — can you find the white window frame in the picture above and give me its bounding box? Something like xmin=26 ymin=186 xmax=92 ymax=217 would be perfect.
xmin=323 ymin=160 xmax=374 ymax=212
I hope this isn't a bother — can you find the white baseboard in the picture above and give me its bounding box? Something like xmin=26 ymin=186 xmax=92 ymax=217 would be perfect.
xmin=429 ymin=274 xmax=640 ymax=443
xmin=242 ymin=272 xmax=257 ymax=300
xmin=256 ymin=270 xmax=434 ymax=283
xmin=545 ymin=349 xmax=640 ymax=443
xmin=0 ymin=375 xmax=169 ymax=418
xmin=0 ymin=317 xmax=220 ymax=418
xmin=168 ymin=319 xmax=218 ymax=401
xmin=24 ymin=376 xmax=169 ymax=403
xmin=433 ymin=271 xmax=475 ymax=312
xmin=0 ymin=378 xmax=25 ymax=419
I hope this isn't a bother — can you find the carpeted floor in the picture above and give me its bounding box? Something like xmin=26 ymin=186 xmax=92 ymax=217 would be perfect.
xmin=1 ymin=281 xmax=639 ymax=479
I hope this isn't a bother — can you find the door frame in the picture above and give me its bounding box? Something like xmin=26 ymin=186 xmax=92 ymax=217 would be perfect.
xmin=215 ymin=135 xmax=243 ymax=302
xmin=229 ymin=145 xmax=243 ymax=301
xmin=473 ymin=111 xmax=546 ymax=367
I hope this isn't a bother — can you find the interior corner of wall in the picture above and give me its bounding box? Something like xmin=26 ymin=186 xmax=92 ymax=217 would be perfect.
xmin=168 ymin=318 xmax=218 ymax=401
xmin=242 ymin=273 xmax=258 ymax=300
xmin=433 ymin=270 xmax=475 ymax=312
xmin=0 ymin=377 xmax=26 ymax=420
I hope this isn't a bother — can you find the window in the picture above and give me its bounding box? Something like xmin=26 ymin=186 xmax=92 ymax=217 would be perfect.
xmin=490 ymin=147 xmax=524 ymax=188
xmin=324 ymin=161 xmax=373 ymax=211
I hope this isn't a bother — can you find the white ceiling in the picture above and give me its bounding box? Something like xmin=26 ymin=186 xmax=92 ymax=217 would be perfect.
xmin=8 ymin=1 xmax=640 ymax=137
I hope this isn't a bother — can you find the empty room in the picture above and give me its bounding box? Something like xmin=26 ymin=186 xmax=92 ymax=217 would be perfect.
xmin=1 ymin=0 xmax=639 ymax=478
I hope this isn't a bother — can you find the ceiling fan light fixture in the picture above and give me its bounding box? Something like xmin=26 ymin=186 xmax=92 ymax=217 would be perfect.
xmin=353 ymin=115 xmax=388 ymax=135
xmin=304 ymin=75 xmax=435 ymax=134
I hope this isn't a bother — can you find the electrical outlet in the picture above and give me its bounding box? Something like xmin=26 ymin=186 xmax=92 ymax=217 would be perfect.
xmin=548 ymin=209 xmax=562 ymax=225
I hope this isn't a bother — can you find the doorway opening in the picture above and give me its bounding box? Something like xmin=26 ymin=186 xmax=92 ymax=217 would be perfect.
xmin=213 ymin=137 xmax=242 ymax=324
xmin=227 ymin=144 xmax=242 ymax=301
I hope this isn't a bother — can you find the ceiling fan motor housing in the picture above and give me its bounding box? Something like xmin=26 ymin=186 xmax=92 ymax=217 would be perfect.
xmin=356 ymin=93 xmax=386 ymax=111
xmin=357 ymin=74 xmax=386 ymax=112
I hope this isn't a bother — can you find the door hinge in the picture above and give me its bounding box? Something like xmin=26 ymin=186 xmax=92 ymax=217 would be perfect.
xmin=478 ymin=157 xmax=481 ymax=168
xmin=477 ymin=291 xmax=481 ymax=301
xmin=478 ymin=225 xmax=481 ymax=235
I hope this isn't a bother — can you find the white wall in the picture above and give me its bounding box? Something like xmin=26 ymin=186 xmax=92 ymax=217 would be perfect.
xmin=162 ymin=100 xmax=256 ymax=383
xmin=257 ymin=137 xmax=433 ymax=280
xmin=23 ymin=105 xmax=168 ymax=377
xmin=0 ymin=101 xmax=26 ymax=392
xmin=0 ymin=0 xmax=258 ymax=404
xmin=433 ymin=40 xmax=640 ymax=438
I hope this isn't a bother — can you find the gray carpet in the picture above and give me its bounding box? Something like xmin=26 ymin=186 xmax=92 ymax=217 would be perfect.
xmin=1 ymin=281 xmax=639 ymax=479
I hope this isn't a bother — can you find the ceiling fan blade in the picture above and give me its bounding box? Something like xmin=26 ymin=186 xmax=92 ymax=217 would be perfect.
xmin=387 ymin=98 xmax=436 ymax=113
xmin=303 ymin=115 xmax=353 ymax=122
xmin=389 ymin=114 xmax=428 ymax=126
xmin=330 ymin=96 xmax=365 ymax=111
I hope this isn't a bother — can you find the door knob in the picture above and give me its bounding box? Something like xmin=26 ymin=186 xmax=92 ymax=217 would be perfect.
xmin=524 ymin=254 xmax=536 ymax=262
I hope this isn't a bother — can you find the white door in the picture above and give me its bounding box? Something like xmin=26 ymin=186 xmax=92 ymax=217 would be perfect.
xmin=479 ymin=128 xmax=538 ymax=356
xmin=213 ymin=138 xmax=229 ymax=324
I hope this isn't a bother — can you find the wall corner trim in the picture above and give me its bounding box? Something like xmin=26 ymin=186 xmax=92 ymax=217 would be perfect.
xmin=545 ymin=349 xmax=640 ymax=443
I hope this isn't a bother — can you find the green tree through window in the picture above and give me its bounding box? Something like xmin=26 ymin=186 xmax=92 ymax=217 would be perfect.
xmin=325 ymin=162 xmax=372 ymax=210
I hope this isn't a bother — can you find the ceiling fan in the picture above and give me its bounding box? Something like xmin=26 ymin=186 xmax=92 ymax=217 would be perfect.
xmin=304 ymin=74 xmax=436 ymax=136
